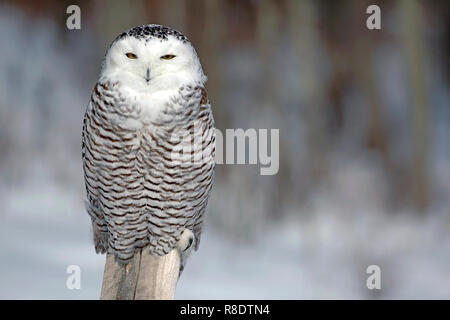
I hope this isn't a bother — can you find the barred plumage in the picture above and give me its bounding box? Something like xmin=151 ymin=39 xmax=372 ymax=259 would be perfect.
xmin=82 ymin=25 xmax=215 ymax=266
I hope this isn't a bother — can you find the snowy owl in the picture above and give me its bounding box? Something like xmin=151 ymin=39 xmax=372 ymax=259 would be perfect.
xmin=82 ymin=25 xmax=215 ymax=271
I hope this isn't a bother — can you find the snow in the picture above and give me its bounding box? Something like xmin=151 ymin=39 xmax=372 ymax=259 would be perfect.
xmin=1 ymin=158 xmax=449 ymax=299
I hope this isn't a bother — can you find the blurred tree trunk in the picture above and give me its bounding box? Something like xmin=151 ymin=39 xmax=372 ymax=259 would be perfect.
xmin=344 ymin=0 xmax=403 ymax=207
xmin=199 ymin=0 xmax=226 ymax=126
xmin=257 ymin=0 xmax=279 ymax=103
xmin=352 ymin=16 xmax=393 ymax=178
xmin=319 ymin=0 xmax=355 ymax=132
xmin=400 ymin=0 xmax=429 ymax=212
xmin=160 ymin=0 xmax=186 ymax=31
xmin=93 ymin=0 xmax=146 ymax=49
xmin=256 ymin=0 xmax=287 ymax=216
xmin=198 ymin=0 xmax=229 ymax=177
xmin=287 ymin=0 xmax=328 ymax=182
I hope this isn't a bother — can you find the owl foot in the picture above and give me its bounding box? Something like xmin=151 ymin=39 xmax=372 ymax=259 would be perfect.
xmin=176 ymin=229 xmax=195 ymax=276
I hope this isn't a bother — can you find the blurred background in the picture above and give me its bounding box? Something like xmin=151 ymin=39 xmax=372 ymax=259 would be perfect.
xmin=0 ymin=0 xmax=449 ymax=299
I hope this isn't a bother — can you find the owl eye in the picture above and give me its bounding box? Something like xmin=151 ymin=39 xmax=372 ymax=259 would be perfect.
xmin=161 ymin=54 xmax=176 ymax=60
xmin=125 ymin=52 xmax=138 ymax=59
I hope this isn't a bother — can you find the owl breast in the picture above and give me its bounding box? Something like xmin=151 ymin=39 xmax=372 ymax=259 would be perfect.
xmin=82 ymin=81 xmax=215 ymax=262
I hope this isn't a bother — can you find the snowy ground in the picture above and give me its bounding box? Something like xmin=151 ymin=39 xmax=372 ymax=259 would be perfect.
xmin=1 ymin=159 xmax=449 ymax=299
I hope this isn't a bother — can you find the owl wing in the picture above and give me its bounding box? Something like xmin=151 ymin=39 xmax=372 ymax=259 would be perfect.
xmin=145 ymin=86 xmax=215 ymax=255
xmin=191 ymin=87 xmax=215 ymax=250
xmin=82 ymin=92 xmax=109 ymax=254
xmin=82 ymin=81 xmax=143 ymax=257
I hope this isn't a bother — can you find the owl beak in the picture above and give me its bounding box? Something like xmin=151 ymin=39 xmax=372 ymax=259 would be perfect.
xmin=145 ymin=68 xmax=151 ymax=83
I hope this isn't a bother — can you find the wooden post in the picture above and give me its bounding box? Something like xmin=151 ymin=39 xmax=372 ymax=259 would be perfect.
xmin=100 ymin=247 xmax=180 ymax=300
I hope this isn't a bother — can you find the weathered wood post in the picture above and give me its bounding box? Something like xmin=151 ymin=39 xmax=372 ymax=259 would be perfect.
xmin=100 ymin=246 xmax=180 ymax=300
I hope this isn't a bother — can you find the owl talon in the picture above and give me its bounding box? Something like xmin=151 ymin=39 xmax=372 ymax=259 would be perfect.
xmin=184 ymin=237 xmax=194 ymax=252
xmin=176 ymin=229 xmax=196 ymax=276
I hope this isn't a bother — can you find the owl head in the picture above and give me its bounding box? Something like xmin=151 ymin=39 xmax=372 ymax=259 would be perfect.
xmin=100 ymin=25 xmax=206 ymax=93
